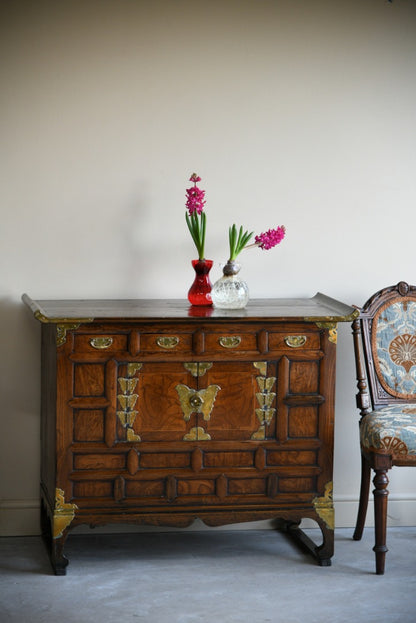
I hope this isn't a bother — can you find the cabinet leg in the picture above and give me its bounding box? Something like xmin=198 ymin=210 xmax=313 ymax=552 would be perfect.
xmin=40 ymin=496 xmax=50 ymax=541
xmin=50 ymin=536 xmax=70 ymax=576
xmin=280 ymin=519 xmax=333 ymax=566
xmin=315 ymin=521 xmax=334 ymax=566
xmin=40 ymin=498 xmax=69 ymax=575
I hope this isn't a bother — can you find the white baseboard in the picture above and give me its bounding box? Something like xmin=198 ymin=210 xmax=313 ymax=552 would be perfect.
xmin=0 ymin=499 xmax=41 ymax=536
xmin=333 ymin=494 xmax=416 ymax=528
xmin=1 ymin=496 xmax=416 ymax=537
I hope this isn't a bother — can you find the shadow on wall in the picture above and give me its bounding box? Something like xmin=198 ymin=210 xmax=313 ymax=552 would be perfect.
xmin=0 ymin=298 xmax=41 ymax=500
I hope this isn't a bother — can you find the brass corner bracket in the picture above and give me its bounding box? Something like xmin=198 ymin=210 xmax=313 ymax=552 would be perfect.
xmin=314 ymin=322 xmax=338 ymax=344
xmin=313 ymin=481 xmax=334 ymax=530
xmin=56 ymin=323 xmax=83 ymax=347
xmin=53 ymin=488 xmax=78 ymax=538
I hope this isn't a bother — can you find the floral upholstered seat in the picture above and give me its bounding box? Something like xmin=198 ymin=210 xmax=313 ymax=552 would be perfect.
xmin=360 ymin=404 xmax=416 ymax=457
xmin=352 ymin=281 xmax=416 ymax=574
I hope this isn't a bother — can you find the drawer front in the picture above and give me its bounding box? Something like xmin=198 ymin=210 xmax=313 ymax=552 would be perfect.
xmin=69 ymin=445 xmax=321 ymax=507
xmin=72 ymin=331 xmax=194 ymax=356
xmin=70 ymin=325 xmax=321 ymax=357
xmin=73 ymin=333 xmax=129 ymax=353
xmin=202 ymin=327 xmax=320 ymax=355
xmin=70 ymin=469 xmax=319 ymax=507
xmin=268 ymin=331 xmax=320 ymax=351
xmin=203 ymin=331 xmax=258 ymax=354
xmin=139 ymin=333 xmax=193 ymax=353
xmin=71 ymin=448 xmax=319 ymax=474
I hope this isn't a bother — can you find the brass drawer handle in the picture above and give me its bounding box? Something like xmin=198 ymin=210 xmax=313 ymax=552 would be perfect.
xmin=219 ymin=336 xmax=241 ymax=349
xmin=284 ymin=335 xmax=307 ymax=348
xmin=156 ymin=336 xmax=179 ymax=349
xmin=89 ymin=337 xmax=113 ymax=350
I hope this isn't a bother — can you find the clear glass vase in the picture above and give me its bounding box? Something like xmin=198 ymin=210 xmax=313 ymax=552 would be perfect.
xmin=211 ymin=261 xmax=249 ymax=309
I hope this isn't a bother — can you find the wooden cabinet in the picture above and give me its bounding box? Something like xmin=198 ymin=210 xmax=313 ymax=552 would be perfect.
xmin=23 ymin=295 xmax=357 ymax=575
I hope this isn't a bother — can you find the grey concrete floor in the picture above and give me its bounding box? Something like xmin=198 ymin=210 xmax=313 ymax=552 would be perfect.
xmin=1 ymin=527 xmax=415 ymax=623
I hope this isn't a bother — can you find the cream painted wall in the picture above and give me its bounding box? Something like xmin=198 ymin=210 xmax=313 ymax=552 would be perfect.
xmin=1 ymin=0 xmax=416 ymax=535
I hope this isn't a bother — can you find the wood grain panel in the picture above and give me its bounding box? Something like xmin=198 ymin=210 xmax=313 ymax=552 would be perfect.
xmin=73 ymin=481 xmax=113 ymax=498
xmin=201 ymin=362 xmax=260 ymax=440
xmin=139 ymin=452 xmax=190 ymax=469
xmin=278 ymin=477 xmax=315 ymax=493
xmin=267 ymin=450 xmax=317 ymax=466
xmin=289 ymin=360 xmax=319 ymax=394
xmin=204 ymin=451 xmax=254 ymax=468
xmin=73 ymin=454 xmax=125 ymax=470
xmin=177 ymin=479 xmax=215 ymax=496
xmin=131 ymin=363 xmax=193 ymax=441
xmin=73 ymin=410 xmax=105 ymax=442
xmin=125 ymin=480 xmax=165 ymax=498
xmin=74 ymin=363 xmax=105 ymax=397
xmin=288 ymin=406 xmax=319 ymax=438
xmin=228 ymin=478 xmax=267 ymax=495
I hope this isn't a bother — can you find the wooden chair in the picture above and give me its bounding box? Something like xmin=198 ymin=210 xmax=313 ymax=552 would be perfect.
xmin=352 ymin=281 xmax=416 ymax=574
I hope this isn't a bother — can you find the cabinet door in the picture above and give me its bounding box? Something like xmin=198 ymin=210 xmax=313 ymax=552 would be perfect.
xmin=116 ymin=359 xmax=278 ymax=444
xmin=116 ymin=361 xmax=196 ymax=443
xmin=68 ymin=358 xmax=197 ymax=446
xmin=198 ymin=361 xmax=277 ymax=441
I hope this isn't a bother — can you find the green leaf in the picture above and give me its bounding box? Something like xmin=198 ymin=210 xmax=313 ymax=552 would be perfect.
xmin=185 ymin=211 xmax=205 ymax=260
xmin=228 ymin=223 xmax=253 ymax=261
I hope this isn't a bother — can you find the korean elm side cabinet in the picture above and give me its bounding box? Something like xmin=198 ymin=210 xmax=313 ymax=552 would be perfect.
xmin=22 ymin=294 xmax=357 ymax=575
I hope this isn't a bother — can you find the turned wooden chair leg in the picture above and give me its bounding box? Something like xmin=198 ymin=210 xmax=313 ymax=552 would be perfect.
xmin=353 ymin=453 xmax=371 ymax=541
xmin=373 ymin=469 xmax=389 ymax=575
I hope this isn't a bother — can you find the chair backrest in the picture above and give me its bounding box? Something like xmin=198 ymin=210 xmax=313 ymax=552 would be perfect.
xmin=353 ymin=281 xmax=416 ymax=411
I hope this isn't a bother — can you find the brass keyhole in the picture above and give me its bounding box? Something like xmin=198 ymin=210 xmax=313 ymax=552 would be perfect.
xmin=189 ymin=394 xmax=203 ymax=409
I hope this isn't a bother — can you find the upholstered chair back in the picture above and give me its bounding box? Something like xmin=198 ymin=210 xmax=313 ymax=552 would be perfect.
xmin=359 ymin=283 xmax=416 ymax=409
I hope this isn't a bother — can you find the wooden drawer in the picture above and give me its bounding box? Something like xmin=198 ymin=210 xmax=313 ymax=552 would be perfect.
xmin=268 ymin=331 xmax=320 ymax=351
xmin=203 ymin=331 xmax=258 ymax=353
xmin=71 ymin=328 xmax=319 ymax=357
xmin=73 ymin=333 xmax=129 ymax=353
xmin=139 ymin=333 xmax=193 ymax=353
xmin=70 ymin=470 xmax=319 ymax=506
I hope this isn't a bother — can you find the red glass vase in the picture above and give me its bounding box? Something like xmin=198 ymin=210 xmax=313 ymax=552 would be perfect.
xmin=188 ymin=259 xmax=213 ymax=306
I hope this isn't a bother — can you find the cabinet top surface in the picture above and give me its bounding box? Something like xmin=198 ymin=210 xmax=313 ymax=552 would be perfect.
xmin=22 ymin=293 xmax=358 ymax=324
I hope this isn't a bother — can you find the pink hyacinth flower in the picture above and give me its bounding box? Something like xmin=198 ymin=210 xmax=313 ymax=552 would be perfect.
xmin=189 ymin=173 xmax=201 ymax=183
xmin=186 ymin=185 xmax=206 ymax=215
xmin=255 ymin=226 xmax=286 ymax=250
